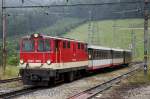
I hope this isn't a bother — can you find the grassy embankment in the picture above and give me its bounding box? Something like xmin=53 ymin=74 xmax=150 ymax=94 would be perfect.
xmin=64 ymin=18 xmax=150 ymax=61
xmin=0 ymin=66 xmax=19 ymax=79
xmin=125 ymin=68 xmax=150 ymax=85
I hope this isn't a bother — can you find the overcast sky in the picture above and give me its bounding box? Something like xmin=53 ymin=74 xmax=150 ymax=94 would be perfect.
xmin=2 ymin=0 xmax=65 ymax=6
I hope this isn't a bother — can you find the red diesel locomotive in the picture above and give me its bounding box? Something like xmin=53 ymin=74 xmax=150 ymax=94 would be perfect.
xmin=19 ymin=34 xmax=131 ymax=86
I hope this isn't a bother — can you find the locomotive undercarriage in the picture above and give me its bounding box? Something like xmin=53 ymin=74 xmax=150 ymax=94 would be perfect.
xmin=19 ymin=66 xmax=87 ymax=86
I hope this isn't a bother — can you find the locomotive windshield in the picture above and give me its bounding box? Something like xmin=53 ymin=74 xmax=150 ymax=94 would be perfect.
xmin=45 ymin=39 xmax=51 ymax=51
xmin=38 ymin=39 xmax=44 ymax=51
xmin=21 ymin=38 xmax=51 ymax=52
xmin=22 ymin=39 xmax=34 ymax=51
xmin=38 ymin=39 xmax=51 ymax=51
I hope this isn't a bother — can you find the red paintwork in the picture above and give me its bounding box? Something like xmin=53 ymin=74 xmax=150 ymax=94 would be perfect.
xmin=20 ymin=35 xmax=88 ymax=64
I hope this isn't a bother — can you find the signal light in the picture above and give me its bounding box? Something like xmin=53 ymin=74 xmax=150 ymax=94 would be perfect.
xmin=47 ymin=60 xmax=51 ymax=65
xmin=34 ymin=34 xmax=39 ymax=38
xmin=20 ymin=59 xmax=24 ymax=64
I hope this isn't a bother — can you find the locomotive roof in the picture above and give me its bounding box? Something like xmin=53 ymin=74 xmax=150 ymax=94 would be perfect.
xmin=45 ymin=36 xmax=86 ymax=43
xmin=22 ymin=35 xmax=86 ymax=43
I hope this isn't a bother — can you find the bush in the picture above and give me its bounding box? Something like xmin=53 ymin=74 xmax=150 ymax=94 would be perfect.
xmin=8 ymin=56 xmax=19 ymax=66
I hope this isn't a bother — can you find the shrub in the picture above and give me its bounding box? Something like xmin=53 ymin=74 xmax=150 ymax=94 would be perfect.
xmin=8 ymin=56 xmax=19 ymax=66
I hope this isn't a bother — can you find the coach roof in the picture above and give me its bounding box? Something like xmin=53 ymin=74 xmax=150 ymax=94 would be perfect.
xmin=88 ymin=45 xmax=111 ymax=50
xmin=88 ymin=45 xmax=130 ymax=52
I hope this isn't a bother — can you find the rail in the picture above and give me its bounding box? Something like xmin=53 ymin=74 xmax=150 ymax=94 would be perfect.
xmin=0 ymin=86 xmax=38 ymax=99
xmin=68 ymin=63 xmax=143 ymax=99
xmin=0 ymin=77 xmax=22 ymax=84
xmin=0 ymin=62 xmax=143 ymax=99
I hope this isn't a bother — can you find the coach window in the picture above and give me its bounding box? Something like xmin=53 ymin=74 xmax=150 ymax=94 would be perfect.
xmin=104 ymin=52 xmax=106 ymax=59
xmin=106 ymin=51 xmax=108 ymax=59
xmin=78 ymin=43 xmax=80 ymax=49
xmin=63 ymin=41 xmax=66 ymax=48
xmin=97 ymin=50 xmax=99 ymax=59
xmin=95 ymin=50 xmax=97 ymax=59
xmin=99 ymin=51 xmax=101 ymax=59
xmin=38 ymin=39 xmax=44 ymax=51
xmin=105 ymin=52 xmax=107 ymax=59
xmin=45 ymin=39 xmax=51 ymax=51
xmin=67 ymin=41 xmax=70 ymax=48
xmin=95 ymin=50 xmax=98 ymax=59
xmin=102 ymin=51 xmax=104 ymax=59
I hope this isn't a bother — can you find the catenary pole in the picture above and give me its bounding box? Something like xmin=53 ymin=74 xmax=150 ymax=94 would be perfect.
xmin=2 ymin=0 xmax=7 ymax=75
xmin=144 ymin=0 xmax=149 ymax=76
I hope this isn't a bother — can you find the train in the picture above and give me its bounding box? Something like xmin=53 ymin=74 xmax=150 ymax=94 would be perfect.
xmin=19 ymin=34 xmax=132 ymax=86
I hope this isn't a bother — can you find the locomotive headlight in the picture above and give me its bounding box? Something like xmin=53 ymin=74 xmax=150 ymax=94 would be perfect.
xmin=20 ymin=59 xmax=24 ymax=64
xmin=34 ymin=33 xmax=39 ymax=38
xmin=47 ymin=60 xmax=51 ymax=65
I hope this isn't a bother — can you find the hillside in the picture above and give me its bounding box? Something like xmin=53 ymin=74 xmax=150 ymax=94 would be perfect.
xmin=0 ymin=0 xmax=147 ymax=38
xmin=63 ymin=18 xmax=150 ymax=60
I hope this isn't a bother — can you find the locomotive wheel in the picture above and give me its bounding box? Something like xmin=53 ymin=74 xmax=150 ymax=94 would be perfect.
xmin=64 ymin=71 xmax=74 ymax=83
xmin=69 ymin=71 xmax=74 ymax=82
xmin=48 ymin=77 xmax=56 ymax=86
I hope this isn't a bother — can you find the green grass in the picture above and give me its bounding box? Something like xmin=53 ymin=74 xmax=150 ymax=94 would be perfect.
xmin=0 ymin=66 xmax=19 ymax=79
xmin=123 ymin=67 xmax=150 ymax=85
xmin=63 ymin=18 xmax=150 ymax=61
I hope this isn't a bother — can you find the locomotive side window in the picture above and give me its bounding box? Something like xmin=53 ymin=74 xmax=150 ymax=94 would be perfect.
xmin=55 ymin=40 xmax=59 ymax=51
xmin=63 ymin=41 xmax=66 ymax=48
xmin=45 ymin=39 xmax=51 ymax=51
xmin=22 ymin=39 xmax=34 ymax=52
xmin=38 ymin=39 xmax=44 ymax=51
xmin=78 ymin=43 xmax=80 ymax=49
xmin=81 ymin=44 xmax=84 ymax=49
xmin=67 ymin=41 xmax=70 ymax=48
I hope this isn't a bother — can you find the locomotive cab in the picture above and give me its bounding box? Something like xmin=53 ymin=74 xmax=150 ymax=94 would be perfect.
xmin=19 ymin=34 xmax=88 ymax=86
xmin=20 ymin=34 xmax=54 ymax=68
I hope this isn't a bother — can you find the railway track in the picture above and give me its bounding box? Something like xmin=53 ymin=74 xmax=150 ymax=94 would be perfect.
xmin=0 ymin=77 xmax=22 ymax=84
xmin=0 ymin=62 xmax=143 ymax=99
xmin=68 ymin=63 xmax=143 ymax=99
xmin=0 ymin=86 xmax=39 ymax=99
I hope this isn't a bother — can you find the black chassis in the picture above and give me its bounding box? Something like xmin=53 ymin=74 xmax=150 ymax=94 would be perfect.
xmin=19 ymin=66 xmax=87 ymax=86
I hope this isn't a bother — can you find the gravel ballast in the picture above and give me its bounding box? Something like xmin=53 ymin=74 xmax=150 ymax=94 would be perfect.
xmin=16 ymin=67 xmax=132 ymax=99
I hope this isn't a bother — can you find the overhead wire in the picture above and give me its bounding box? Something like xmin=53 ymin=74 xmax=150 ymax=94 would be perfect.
xmin=3 ymin=1 xmax=144 ymax=9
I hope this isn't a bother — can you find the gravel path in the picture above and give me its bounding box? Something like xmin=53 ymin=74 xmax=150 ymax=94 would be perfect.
xmin=16 ymin=67 xmax=132 ymax=99
xmin=97 ymin=84 xmax=150 ymax=99
xmin=0 ymin=81 xmax=23 ymax=93
xmin=123 ymin=85 xmax=150 ymax=99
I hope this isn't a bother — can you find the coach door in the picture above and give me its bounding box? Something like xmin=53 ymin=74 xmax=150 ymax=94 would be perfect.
xmin=88 ymin=49 xmax=93 ymax=69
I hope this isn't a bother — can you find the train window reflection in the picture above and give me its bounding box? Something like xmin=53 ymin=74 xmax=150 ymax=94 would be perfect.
xmin=45 ymin=39 xmax=51 ymax=51
xmin=22 ymin=39 xmax=34 ymax=52
xmin=38 ymin=39 xmax=44 ymax=51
